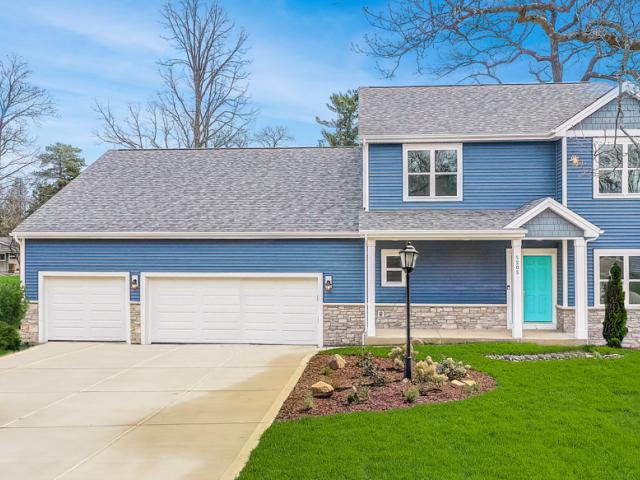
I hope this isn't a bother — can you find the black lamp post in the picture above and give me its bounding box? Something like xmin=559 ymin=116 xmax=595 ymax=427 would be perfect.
xmin=399 ymin=241 xmax=419 ymax=380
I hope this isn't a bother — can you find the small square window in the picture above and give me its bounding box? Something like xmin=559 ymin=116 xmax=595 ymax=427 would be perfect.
xmin=404 ymin=144 xmax=461 ymax=201
xmin=381 ymin=250 xmax=405 ymax=287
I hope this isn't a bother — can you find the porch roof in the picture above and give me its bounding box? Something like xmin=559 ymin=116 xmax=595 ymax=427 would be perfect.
xmin=359 ymin=209 xmax=516 ymax=231
xmin=360 ymin=197 xmax=603 ymax=240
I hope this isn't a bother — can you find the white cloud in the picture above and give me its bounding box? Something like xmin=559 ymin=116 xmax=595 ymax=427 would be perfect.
xmin=25 ymin=1 xmax=165 ymax=54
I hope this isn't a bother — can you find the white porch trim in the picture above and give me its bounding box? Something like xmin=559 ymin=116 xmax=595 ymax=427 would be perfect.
xmin=507 ymin=247 xmax=558 ymax=333
xmin=505 ymin=197 xmax=603 ymax=239
xmin=366 ymin=238 xmax=376 ymax=337
xmin=574 ymin=238 xmax=589 ymax=340
xmin=510 ymin=239 xmax=524 ymax=339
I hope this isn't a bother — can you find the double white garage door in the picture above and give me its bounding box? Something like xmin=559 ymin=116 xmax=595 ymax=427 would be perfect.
xmin=42 ymin=274 xmax=320 ymax=345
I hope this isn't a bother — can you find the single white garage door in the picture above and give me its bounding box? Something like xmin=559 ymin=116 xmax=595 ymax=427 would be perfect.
xmin=43 ymin=275 xmax=128 ymax=341
xmin=146 ymin=276 xmax=320 ymax=345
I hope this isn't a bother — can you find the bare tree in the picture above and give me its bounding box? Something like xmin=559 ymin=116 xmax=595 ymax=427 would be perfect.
xmin=0 ymin=54 xmax=55 ymax=187
xmin=361 ymin=0 xmax=640 ymax=83
xmin=95 ymin=0 xmax=253 ymax=149
xmin=0 ymin=176 xmax=30 ymax=236
xmin=252 ymin=125 xmax=294 ymax=148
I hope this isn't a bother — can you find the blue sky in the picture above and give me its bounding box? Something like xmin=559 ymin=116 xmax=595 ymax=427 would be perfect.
xmin=0 ymin=0 xmax=582 ymax=164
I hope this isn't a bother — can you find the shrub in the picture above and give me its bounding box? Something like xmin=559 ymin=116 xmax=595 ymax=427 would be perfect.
xmin=302 ymin=392 xmax=315 ymax=411
xmin=0 ymin=280 xmax=28 ymax=329
xmin=356 ymin=351 xmax=386 ymax=385
xmin=388 ymin=345 xmax=415 ymax=371
xmin=321 ymin=366 xmax=333 ymax=376
xmin=0 ymin=321 xmax=21 ymax=351
xmin=437 ymin=357 xmax=470 ymax=381
xmin=347 ymin=386 xmax=369 ymax=405
xmin=603 ymin=262 xmax=628 ymax=348
xmin=403 ymin=385 xmax=419 ymax=403
xmin=414 ymin=357 xmax=448 ymax=389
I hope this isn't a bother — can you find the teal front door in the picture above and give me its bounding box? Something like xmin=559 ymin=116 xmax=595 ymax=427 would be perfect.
xmin=523 ymin=255 xmax=553 ymax=323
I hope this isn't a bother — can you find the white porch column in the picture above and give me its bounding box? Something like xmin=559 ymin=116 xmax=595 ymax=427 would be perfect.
xmin=511 ymin=239 xmax=523 ymax=339
xmin=366 ymin=238 xmax=376 ymax=337
xmin=574 ymin=238 xmax=589 ymax=340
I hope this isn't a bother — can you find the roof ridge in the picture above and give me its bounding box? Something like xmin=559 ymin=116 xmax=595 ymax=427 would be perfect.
xmin=360 ymin=82 xmax=610 ymax=90
xmin=112 ymin=146 xmax=362 ymax=152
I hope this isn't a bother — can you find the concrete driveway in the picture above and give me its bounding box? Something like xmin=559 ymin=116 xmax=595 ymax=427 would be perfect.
xmin=0 ymin=342 xmax=315 ymax=480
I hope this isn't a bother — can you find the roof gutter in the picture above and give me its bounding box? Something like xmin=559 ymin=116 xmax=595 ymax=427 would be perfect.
xmin=10 ymin=230 xmax=364 ymax=240
xmin=361 ymin=229 xmax=527 ymax=240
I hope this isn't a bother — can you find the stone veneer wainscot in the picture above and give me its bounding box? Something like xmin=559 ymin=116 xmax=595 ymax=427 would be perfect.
xmin=375 ymin=305 xmax=507 ymax=330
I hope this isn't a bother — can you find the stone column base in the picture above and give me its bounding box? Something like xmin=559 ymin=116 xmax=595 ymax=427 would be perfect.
xmin=20 ymin=302 xmax=39 ymax=344
xmin=556 ymin=306 xmax=575 ymax=333
xmin=323 ymin=304 xmax=365 ymax=346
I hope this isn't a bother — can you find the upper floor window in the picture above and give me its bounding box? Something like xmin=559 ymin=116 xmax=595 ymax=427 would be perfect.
xmin=593 ymin=139 xmax=640 ymax=198
xmin=403 ymin=144 xmax=462 ymax=201
xmin=595 ymin=250 xmax=640 ymax=307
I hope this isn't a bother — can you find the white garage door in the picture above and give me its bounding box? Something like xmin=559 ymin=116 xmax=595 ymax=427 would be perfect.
xmin=146 ymin=276 xmax=320 ymax=345
xmin=43 ymin=276 xmax=128 ymax=341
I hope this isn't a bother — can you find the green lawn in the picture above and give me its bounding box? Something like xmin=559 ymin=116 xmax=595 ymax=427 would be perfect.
xmin=238 ymin=343 xmax=640 ymax=480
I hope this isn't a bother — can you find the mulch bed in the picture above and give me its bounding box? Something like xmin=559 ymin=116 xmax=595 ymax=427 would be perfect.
xmin=277 ymin=354 xmax=496 ymax=421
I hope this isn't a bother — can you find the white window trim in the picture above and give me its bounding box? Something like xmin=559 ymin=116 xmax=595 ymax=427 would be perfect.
xmin=381 ymin=249 xmax=405 ymax=287
xmin=403 ymin=143 xmax=463 ymax=202
xmin=593 ymin=138 xmax=640 ymax=199
xmin=593 ymin=249 xmax=640 ymax=309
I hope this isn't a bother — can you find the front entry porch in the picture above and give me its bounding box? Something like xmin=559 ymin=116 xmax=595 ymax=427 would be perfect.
xmin=362 ymin=198 xmax=602 ymax=345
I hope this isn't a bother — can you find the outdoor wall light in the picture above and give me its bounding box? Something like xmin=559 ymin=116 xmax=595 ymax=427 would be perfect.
xmin=131 ymin=274 xmax=139 ymax=290
xmin=570 ymin=154 xmax=582 ymax=167
xmin=324 ymin=275 xmax=333 ymax=291
xmin=399 ymin=242 xmax=420 ymax=380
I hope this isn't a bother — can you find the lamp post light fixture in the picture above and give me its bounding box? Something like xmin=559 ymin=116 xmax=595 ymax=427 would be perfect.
xmin=399 ymin=241 xmax=419 ymax=380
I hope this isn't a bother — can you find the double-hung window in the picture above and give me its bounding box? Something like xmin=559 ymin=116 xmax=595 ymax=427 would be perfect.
xmin=404 ymin=144 xmax=462 ymax=201
xmin=381 ymin=249 xmax=405 ymax=287
xmin=595 ymin=250 xmax=640 ymax=307
xmin=594 ymin=139 xmax=640 ymax=197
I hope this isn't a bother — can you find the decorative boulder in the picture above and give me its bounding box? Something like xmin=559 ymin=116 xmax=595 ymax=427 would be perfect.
xmin=462 ymin=379 xmax=477 ymax=387
xmin=451 ymin=380 xmax=466 ymax=387
xmin=329 ymin=354 xmax=346 ymax=370
xmin=311 ymin=381 xmax=334 ymax=398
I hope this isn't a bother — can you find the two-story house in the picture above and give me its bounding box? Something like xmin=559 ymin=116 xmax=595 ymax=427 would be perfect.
xmin=12 ymin=82 xmax=640 ymax=348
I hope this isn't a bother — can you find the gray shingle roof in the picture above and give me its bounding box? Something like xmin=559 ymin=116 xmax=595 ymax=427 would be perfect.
xmin=359 ymin=82 xmax=613 ymax=137
xmin=359 ymin=210 xmax=519 ymax=231
xmin=15 ymin=147 xmax=363 ymax=233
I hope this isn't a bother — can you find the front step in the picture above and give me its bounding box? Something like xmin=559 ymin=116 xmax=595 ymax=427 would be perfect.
xmin=366 ymin=328 xmax=586 ymax=347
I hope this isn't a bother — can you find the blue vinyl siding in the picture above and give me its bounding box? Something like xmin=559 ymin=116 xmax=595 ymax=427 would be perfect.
xmin=567 ymin=137 xmax=640 ymax=306
xmin=368 ymin=141 xmax=559 ymax=210
xmin=376 ymin=241 xmax=509 ymax=304
xmin=376 ymin=240 xmax=562 ymax=305
xmin=25 ymin=239 xmax=365 ymax=303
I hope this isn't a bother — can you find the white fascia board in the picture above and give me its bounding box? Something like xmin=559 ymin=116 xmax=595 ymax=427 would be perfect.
xmin=553 ymin=84 xmax=628 ymax=135
xmin=563 ymin=129 xmax=640 ymax=138
xmin=11 ymin=230 xmax=364 ymax=240
xmin=505 ymin=197 xmax=603 ymax=238
xmin=362 ymin=229 xmax=527 ymax=240
xmin=363 ymin=132 xmax=556 ymax=143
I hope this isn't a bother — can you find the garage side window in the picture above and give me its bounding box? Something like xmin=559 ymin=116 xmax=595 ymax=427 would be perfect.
xmin=381 ymin=249 xmax=405 ymax=287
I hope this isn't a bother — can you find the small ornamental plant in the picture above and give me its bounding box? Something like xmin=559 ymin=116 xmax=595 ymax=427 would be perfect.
xmin=602 ymin=262 xmax=628 ymax=348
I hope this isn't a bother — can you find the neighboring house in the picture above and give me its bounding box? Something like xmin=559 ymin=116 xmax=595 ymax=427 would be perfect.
xmin=11 ymin=82 xmax=640 ymax=348
xmin=0 ymin=237 xmax=19 ymax=274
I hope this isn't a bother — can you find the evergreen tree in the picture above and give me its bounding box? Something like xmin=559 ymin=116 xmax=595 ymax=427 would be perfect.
xmin=30 ymin=143 xmax=85 ymax=212
xmin=602 ymin=262 xmax=628 ymax=348
xmin=315 ymin=90 xmax=358 ymax=146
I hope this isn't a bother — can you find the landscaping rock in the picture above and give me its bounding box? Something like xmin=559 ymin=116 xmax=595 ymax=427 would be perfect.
xmin=329 ymin=354 xmax=346 ymax=370
xmin=462 ymin=379 xmax=477 ymax=386
xmin=451 ymin=380 xmax=466 ymax=387
xmin=486 ymin=351 xmax=624 ymax=362
xmin=311 ymin=381 xmax=334 ymax=398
